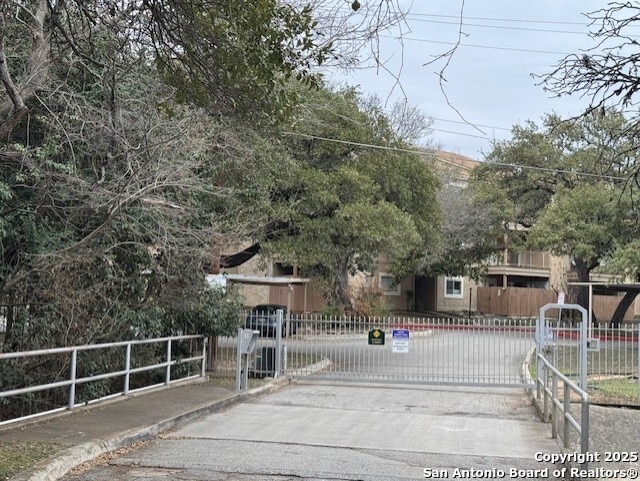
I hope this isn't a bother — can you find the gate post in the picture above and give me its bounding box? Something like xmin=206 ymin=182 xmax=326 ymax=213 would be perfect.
xmin=538 ymin=303 xmax=588 ymax=389
xmin=275 ymin=309 xmax=283 ymax=378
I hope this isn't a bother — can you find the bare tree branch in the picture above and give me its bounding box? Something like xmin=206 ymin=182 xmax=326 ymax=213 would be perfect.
xmin=421 ymin=0 xmax=484 ymax=135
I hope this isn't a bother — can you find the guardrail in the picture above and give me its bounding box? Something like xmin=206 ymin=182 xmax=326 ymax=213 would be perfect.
xmin=536 ymin=352 xmax=589 ymax=456
xmin=0 ymin=335 xmax=207 ymax=426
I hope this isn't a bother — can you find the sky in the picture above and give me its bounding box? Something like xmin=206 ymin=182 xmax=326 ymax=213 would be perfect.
xmin=328 ymin=0 xmax=607 ymax=160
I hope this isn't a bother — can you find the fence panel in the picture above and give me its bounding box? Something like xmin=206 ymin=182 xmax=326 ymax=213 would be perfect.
xmin=0 ymin=335 xmax=207 ymax=426
xmin=545 ymin=322 xmax=639 ymax=406
xmin=189 ymin=313 xmax=639 ymax=407
xmin=284 ymin=315 xmax=536 ymax=387
xmin=477 ymin=287 xmax=637 ymax=321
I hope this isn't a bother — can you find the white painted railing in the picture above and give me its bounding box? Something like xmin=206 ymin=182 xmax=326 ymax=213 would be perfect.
xmin=0 ymin=335 xmax=207 ymax=426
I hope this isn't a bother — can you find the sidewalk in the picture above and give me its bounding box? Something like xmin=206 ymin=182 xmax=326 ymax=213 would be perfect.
xmin=0 ymin=377 xmax=288 ymax=481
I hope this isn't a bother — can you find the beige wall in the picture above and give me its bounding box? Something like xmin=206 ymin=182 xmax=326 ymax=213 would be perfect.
xmin=436 ymin=276 xmax=478 ymax=313
xmin=379 ymin=275 xmax=415 ymax=310
xmin=221 ymin=252 xmax=269 ymax=307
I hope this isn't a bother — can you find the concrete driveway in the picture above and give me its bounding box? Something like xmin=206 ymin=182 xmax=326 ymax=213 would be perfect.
xmin=61 ymin=381 xmax=560 ymax=481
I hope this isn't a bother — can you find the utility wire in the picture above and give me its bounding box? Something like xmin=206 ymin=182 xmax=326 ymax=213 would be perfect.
xmin=379 ymin=35 xmax=573 ymax=56
xmin=407 ymin=12 xmax=590 ymax=26
xmin=430 ymin=128 xmax=494 ymax=140
xmin=405 ymin=17 xmax=595 ymax=36
xmin=282 ymin=131 xmax=629 ymax=182
xmin=431 ymin=117 xmax=511 ymax=132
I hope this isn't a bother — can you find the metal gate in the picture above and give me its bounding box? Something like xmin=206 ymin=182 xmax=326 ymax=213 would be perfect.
xmin=285 ymin=315 xmax=537 ymax=387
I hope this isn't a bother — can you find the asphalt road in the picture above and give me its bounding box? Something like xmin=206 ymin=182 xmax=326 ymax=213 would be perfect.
xmin=60 ymin=383 xmax=559 ymax=481
xmin=285 ymin=327 xmax=536 ymax=386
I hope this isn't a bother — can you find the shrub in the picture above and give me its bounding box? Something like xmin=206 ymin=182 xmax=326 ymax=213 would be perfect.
xmin=350 ymin=284 xmax=390 ymax=318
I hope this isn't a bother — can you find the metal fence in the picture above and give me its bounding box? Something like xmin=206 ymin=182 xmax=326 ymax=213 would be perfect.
xmin=0 ymin=335 xmax=207 ymax=426
xmin=214 ymin=314 xmax=538 ymax=387
xmin=544 ymin=322 xmax=640 ymax=406
xmin=209 ymin=313 xmax=639 ymax=405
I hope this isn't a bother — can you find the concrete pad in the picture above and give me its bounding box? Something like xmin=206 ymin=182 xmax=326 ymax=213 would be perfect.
xmin=174 ymin=402 xmax=557 ymax=458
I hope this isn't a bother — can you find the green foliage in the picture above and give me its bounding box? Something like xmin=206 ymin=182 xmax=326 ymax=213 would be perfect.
xmin=472 ymin=110 xmax=636 ymax=270
xmin=604 ymin=239 xmax=640 ymax=281
xmin=321 ymin=302 xmax=345 ymax=317
xmin=261 ymin=87 xmax=441 ymax=307
xmin=528 ymin=184 xmax=631 ymax=267
xmin=166 ymin=286 xmax=244 ymax=338
xmin=149 ymin=0 xmax=329 ymax=121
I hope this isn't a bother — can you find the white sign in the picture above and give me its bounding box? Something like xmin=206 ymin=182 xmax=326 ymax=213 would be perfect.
xmin=557 ymin=292 xmax=565 ymax=305
xmin=392 ymin=329 xmax=410 ymax=353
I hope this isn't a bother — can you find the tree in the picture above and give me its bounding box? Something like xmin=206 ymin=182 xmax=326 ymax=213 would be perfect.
xmin=541 ymin=2 xmax=640 ymax=166
xmin=529 ymin=183 xmax=635 ymax=321
xmin=260 ymin=87 xmax=441 ymax=310
xmin=472 ymin=111 xmax=635 ymax=317
xmin=0 ymin=0 xmax=330 ymax=346
xmin=422 ymin=175 xmax=504 ymax=280
xmin=0 ymin=0 xmax=421 ymax=347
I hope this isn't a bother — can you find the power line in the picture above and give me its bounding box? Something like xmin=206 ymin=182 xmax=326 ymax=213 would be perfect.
xmin=407 ymin=12 xmax=590 ymax=27
xmin=432 ymin=117 xmax=511 ymax=132
xmin=430 ymin=128 xmax=494 ymax=140
xmin=376 ymin=107 xmax=512 ymax=133
xmin=405 ymin=16 xmax=594 ymax=36
xmin=379 ymin=35 xmax=573 ymax=56
xmin=282 ymin=131 xmax=628 ymax=182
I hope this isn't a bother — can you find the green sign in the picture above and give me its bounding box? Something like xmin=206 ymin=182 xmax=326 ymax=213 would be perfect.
xmin=368 ymin=329 xmax=385 ymax=345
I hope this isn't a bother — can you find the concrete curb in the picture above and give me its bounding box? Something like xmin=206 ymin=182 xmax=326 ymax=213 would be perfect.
xmin=13 ymin=377 xmax=290 ymax=481
xmin=523 ymin=345 xmax=546 ymax=420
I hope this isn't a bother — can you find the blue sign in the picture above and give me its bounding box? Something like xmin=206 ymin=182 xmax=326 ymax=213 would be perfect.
xmin=392 ymin=329 xmax=410 ymax=339
xmin=392 ymin=329 xmax=410 ymax=353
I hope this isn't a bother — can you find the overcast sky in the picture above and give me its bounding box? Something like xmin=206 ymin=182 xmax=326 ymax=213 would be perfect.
xmin=328 ymin=0 xmax=607 ymax=160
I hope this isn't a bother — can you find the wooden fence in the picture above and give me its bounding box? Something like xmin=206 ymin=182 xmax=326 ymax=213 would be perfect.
xmin=269 ymin=282 xmax=326 ymax=312
xmin=476 ymin=286 xmax=636 ymax=321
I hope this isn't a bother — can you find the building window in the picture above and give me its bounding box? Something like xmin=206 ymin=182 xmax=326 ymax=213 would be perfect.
xmin=444 ymin=277 xmax=463 ymax=298
xmin=379 ymin=273 xmax=401 ymax=296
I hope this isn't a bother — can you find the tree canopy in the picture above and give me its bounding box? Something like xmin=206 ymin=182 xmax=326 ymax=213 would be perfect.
xmin=260 ymin=87 xmax=442 ymax=310
xmin=472 ymin=110 xmax=639 ymax=320
xmin=0 ymin=0 xmax=421 ymax=348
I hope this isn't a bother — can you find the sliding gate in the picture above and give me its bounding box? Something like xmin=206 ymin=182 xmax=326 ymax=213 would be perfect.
xmin=285 ymin=315 xmax=537 ymax=387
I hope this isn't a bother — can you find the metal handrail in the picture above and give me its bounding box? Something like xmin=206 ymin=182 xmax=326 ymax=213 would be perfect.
xmin=536 ymin=352 xmax=589 ymax=457
xmin=0 ymin=335 xmax=207 ymax=426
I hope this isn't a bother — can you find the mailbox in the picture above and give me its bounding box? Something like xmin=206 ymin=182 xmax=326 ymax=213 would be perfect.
xmin=236 ymin=328 xmax=260 ymax=391
xmin=238 ymin=329 xmax=259 ymax=354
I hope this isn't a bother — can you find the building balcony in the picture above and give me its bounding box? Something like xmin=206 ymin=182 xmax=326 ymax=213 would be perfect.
xmin=487 ymin=250 xmax=550 ymax=269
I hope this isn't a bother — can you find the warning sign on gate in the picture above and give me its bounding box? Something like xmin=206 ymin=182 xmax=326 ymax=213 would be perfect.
xmin=392 ymin=329 xmax=410 ymax=353
xmin=368 ymin=329 xmax=385 ymax=345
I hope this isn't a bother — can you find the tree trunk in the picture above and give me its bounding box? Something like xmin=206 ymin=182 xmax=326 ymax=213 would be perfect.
xmin=572 ymin=257 xmax=597 ymax=324
xmin=610 ymin=291 xmax=637 ymax=328
xmin=332 ymin=257 xmax=353 ymax=314
xmin=0 ymin=0 xmax=49 ymax=143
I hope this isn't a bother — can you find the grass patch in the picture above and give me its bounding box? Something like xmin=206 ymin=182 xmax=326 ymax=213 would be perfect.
xmin=0 ymin=441 xmax=66 ymax=479
xmin=590 ymin=377 xmax=640 ymax=404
